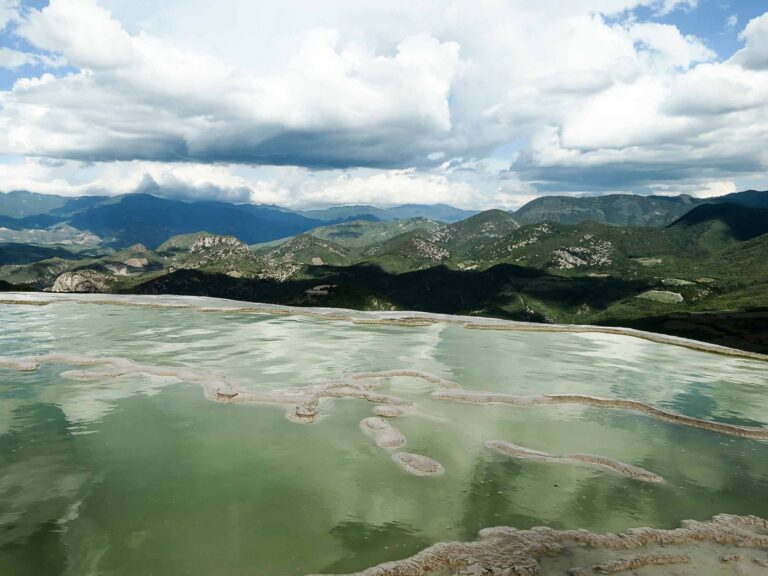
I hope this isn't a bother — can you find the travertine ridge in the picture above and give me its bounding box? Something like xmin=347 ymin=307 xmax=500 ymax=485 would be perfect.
xmin=3 ymin=292 xmax=767 ymax=361
xmin=6 ymin=352 xmax=762 ymax=441
xmin=435 ymin=390 xmax=768 ymax=440
xmin=485 ymin=440 xmax=664 ymax=483
xmin=306 ymin=514 xmax=768 ymax=576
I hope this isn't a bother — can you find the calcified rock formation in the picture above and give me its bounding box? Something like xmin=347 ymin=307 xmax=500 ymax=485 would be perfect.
xmin=485 ymin=440 xmax=663 ymax=483
xmin=50 ymin=270 xmax=114 ymax=293
xmin=592 ymin=552 xmax=689 ymax=573
xmin=4 ymin=293 xmax=768 ymax=362
xmin=350 ymin=369 xmax=460 ymax=390
xmin=360 ymin=417 xmax=447 ymax=477
xmin=2 ymin=350 xmax=760 ymax=489
xmin=0 ymin=355 xmax=451 ymax=425
xmin=0 ymin=353 xmax=453 ymax=423
xmin=434 ymin=390 xmax=768 ymax=440
xmin=306 ymin=515 xmax=768 ymax=576
xmin=3 ymin=353 xmax=767 ymax=443
xmin=360 ymin=417 xmax=407 ymax=449
xmin=1 ymin=351 xmax=476 ymax=426
xmin=373 ymin=405 xmax=408 ymax=418
xmin=721 ymin=553 xmax=742 ymax=562
xmin=352 ymin=318 xmax=437 ymax=327
xmin=0 ymin=351 xmax=763 ymax=485
xmin=392 ymin=452 xmax=444 ymax=477
xmin=459 ymin=322 xmax=768 ymax=362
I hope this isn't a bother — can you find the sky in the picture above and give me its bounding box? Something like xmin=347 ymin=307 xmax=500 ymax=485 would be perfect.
xmin=0 ymin=0 xmax=766 ymax=209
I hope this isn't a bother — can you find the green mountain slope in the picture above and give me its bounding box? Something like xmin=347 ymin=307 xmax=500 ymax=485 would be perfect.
xmin=362 ymin=229 xmax=451 ymax=271
xmin=514 ymin=193 xmax=703 ymax=226
xmin=669 ymin=203 xmax=768 ymax=242
xmin=4 ymin=193 xmax=768 ymax=353
xmin=0 ymin=243 xmax=78 ymax=266
xmin=306 ymin=218 xmax=443 ymax=248
xmin=299 ymin=203 xmax=477 ymax=223
xmin=3 ymin=189 xmax=767 ymax=254
xmin=713 ymin=189 xmax=768 ymax=209
xmin=0 ymin=191 xmax=71 ymax=218
xmin=359 ymin=210 xmax=521 ymax=271
xmin=254 ymin=234 xmax=352 ymax=266
xmin=443 ymin=209 xmax=521 ymax=260
xmin=69 ymin=194 xmax=327 ymax=248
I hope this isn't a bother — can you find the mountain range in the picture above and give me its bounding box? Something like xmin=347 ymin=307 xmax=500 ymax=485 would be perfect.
xmin=2 ymin=189 xmax=768 ymax=353
xmin=1 ymin=188 xmax=766 ymax=250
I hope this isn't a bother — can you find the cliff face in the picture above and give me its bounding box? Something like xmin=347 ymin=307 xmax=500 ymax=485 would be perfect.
xmin=51 ymin=270 xmax=114 ymax=293
xmin=189 ymin=234 xmax=250 ymax=254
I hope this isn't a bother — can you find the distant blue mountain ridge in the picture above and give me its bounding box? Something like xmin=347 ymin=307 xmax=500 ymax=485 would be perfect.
xmin=0 ymin=189 xmax=765 ymax=248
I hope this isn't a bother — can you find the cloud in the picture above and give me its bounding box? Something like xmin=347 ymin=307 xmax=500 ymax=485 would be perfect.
xmin=509 ymin=12 xmax=768 ymax=195
xmin=0 ymin=0 xmax=765 ymax=208
xmin=3 ymin=0 xmax=461 ymax=167
xmin=0 ymin=0 xmax=723 ymax=169
xmin=649 ymin=179 xmax=737 ymax=198
xmin=663 ymin=62 xmax=764 ymax=116
xmin=0 ymin=0 xmax=18 ymax=31
xmin=733 ymin=12 xmax=768 ymax=70
xmin=690 ymin=180 xmax=738 ymax=198
xmin=0 ymin=157 xmax=518 ymax=209
xmin=0 ymin=47 xmax=38 ymax=69
xmin=627 ymin=22 xmax=713 ymax=70
xmin=0 ymin=47 xmax=66 ymax=69
xmin=654 ymin=0 xmax=698 ymax=16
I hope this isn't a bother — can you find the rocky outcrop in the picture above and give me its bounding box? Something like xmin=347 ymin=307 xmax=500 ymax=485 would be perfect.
xmin=123 ymin=257 xmax=148 ymax=268
xmin=51 ymin=270 xmax=114 ymax=293
xmin=256 ymin=262 xmax=302 ymax=282
xmin=190 ymin=234 xmax=250 ymax=255
xmin=550 ymin=237 xmax=613 ymax=269
xmin=167 ymin=234 xmax=256 ymax=273
xmin=551 ymin=249 xmax=588 ymax=268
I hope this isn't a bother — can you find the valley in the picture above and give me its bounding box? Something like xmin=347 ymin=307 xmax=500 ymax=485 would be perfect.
xmin=2 ymin=190 xmax=768 ymax=353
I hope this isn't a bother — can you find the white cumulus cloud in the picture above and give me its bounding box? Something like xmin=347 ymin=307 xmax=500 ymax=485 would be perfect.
xmin=0 ymin=0 xmax=765 ymax=207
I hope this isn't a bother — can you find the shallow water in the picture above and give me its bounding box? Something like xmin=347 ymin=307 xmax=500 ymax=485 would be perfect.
xmin=1 ymin=295 xmax=767 ymax=575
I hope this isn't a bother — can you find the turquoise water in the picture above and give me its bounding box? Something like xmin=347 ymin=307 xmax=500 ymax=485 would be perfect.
xmin=0 ymin=296 xmax=767 ymax=575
